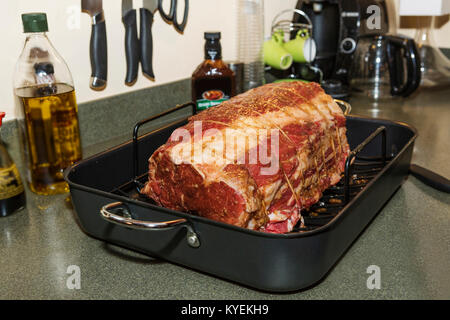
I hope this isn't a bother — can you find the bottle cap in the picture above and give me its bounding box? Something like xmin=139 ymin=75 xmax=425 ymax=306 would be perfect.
xmin=0 ymin=112 xmax=5 ymax=127
xmin=204 ymin=31 xmax=222 ymax=60
xmin=204 ymin=32 xmax=221 ymax=41
xmin=22 ymin=13 xmax=48 ymax=33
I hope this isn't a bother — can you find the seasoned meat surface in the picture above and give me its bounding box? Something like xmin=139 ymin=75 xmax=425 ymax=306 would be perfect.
xmin=142 ymin=82 xmax=350 ymax=233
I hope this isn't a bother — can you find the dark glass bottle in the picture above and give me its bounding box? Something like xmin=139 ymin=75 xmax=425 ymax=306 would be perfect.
xmin=0 ymin=112 xmax=26 ymax=217
xmin=191 ymin=32 xmax=236 ymax=111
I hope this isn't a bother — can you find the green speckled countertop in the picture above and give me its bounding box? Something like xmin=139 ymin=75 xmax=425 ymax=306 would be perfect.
xmin=0 ymin=83 xmax=449 ymax=300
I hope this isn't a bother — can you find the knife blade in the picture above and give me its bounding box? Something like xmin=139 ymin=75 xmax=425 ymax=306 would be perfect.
xmin=122 ymin=0 xmax=139 ymax=86
xmin=140 ymin=0 xmax=158 ymax=80
xmin=82 ymin=0 xmax=107 ymax=91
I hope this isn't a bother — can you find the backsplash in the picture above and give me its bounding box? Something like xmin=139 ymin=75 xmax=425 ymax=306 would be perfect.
xmin=4 ymin=0 xmax=448 ymax=121
xmin=1 ymin=0 xmax=298 ymax=120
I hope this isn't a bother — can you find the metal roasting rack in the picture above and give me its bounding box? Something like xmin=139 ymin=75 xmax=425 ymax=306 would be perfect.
xmin=110 ymin=102 xmax=388 ymax=234
xmin=295 ymin=126 xmax=387 ymax=232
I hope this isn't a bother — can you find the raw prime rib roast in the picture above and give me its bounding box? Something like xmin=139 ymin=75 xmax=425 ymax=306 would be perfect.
xmin=142 ymin=81 xmax=350 ymax=233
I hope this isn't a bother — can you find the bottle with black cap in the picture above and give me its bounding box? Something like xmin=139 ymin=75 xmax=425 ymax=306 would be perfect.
xmin=191 ymin=32 xmax=236 ymax=111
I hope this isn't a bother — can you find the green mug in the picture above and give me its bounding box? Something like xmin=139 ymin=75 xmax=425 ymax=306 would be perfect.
xmin=263 ymin=31 xmax=293 ymax=70
xmin=284 ymin=29 xmax=317 ymax=63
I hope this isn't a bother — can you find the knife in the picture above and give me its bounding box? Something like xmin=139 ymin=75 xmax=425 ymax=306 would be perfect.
xmin=82 ymin=0 xmax=107 ymax=91
xmin=122 ymin=0 xmax=139 ymax=86
xmin=140 ymin=0 xmax=158 ymax=80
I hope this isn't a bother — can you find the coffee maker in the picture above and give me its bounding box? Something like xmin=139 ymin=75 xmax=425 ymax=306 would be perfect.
xmin=294 ymin=0 xmax=390 ymax=97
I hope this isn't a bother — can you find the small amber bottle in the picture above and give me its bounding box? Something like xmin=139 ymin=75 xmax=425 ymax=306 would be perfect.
xmin=192 ymin=32 xmax=236 ymax=111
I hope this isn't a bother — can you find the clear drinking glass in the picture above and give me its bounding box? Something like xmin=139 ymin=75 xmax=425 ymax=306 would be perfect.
xmin=237 ymin=0 xmax=265 ymax=91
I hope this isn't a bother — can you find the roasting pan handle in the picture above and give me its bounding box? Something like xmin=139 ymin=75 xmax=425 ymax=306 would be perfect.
xmin=334 ymin=99 xmax=351 ymax=116
xmin=100 ymin=202 xmax=200 ymax=248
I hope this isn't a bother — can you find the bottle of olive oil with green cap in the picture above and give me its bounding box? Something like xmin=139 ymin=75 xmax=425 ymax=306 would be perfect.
xmin=14 ymin=13 xmax=82 ymax=195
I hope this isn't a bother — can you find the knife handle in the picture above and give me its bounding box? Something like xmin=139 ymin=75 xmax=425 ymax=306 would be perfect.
xmin=89 ymin=12 xmax=107 ymax=91
xmin=123 ymin=9 xmax=139 ymax=86
xmin=140 ymin=8 xmax=155 ymax=80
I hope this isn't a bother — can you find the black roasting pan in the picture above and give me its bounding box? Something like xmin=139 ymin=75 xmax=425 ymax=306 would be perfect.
xmin=65 ymin=105 xmax=417 ymax=292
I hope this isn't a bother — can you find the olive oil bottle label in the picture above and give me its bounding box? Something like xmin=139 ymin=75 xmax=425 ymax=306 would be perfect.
xmin=196 ymin=90 xmax=230 ymax=110
xmin=0 ymin=164 xmax=24 ymax=200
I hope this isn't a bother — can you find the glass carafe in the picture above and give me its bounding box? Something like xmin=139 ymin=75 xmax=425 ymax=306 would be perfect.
xmin=349 ymin=35 xmax=421 ymax=100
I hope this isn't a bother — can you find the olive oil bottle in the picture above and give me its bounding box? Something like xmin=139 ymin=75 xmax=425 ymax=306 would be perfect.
xmin=14 ymin=13 xmax=82 ymax=195
xmin=192 ymin=32 xmax=236 ymax=111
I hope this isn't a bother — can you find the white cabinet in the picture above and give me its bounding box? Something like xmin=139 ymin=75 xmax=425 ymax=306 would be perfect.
xmin=399 ymin=0 xmax=450 ymax=16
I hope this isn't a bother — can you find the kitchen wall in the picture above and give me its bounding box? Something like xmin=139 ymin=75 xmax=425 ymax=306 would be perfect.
xmin=2 ymin=0 xmax=299 ymax=120
xmin=2 ymin=0 xmax=449 ymax=120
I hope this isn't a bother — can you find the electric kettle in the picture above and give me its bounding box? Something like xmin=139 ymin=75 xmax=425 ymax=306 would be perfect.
xmin=349 ymin=35 xmax=421 ymax=99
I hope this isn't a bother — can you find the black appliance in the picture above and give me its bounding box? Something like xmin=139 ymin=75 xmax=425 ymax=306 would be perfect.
xmin=294 ymin=0 xmax=390 ymax=97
